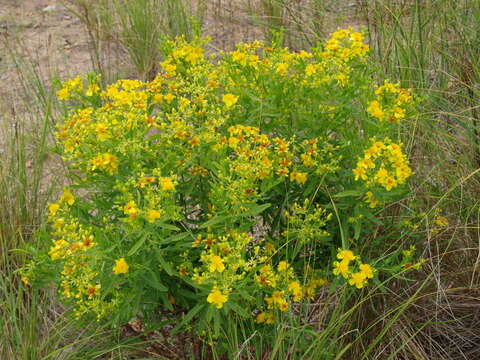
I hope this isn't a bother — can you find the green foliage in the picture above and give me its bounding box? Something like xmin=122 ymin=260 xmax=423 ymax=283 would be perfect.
xmin=21 ymin=30 xmax=425 ymax=357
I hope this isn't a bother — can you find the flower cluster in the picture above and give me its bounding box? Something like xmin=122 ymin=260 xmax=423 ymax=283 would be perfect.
xmin=367 ymin=80 xmax=414 ymax=123
xmin=44 ymin=189 xmax=118 ymax=319
xmin=56 ymin=76 xmax=84 ymax=100
xmin=323 ymin=27 xmax=370 ymax=62
xmin=353 ymin=138 xmax=412 ymax=192
xmin=56 ymin=74 xmax=100 ymax=101
xmin=255 ymin=262 xmax=327 ymax=324
xmin=24 ymin=29 xmax=418 ymax=334
xmin=332 ymin=249 xmax=375 ymax=289
xmin=190 ymin=231 xmax=254 ymax=308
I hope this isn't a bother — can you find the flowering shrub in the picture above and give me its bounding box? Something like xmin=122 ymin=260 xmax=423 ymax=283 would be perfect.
xmin=25 ymin=28 xmax=419 ymax=335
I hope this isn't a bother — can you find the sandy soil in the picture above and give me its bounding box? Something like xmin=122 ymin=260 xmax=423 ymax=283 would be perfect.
xmin=0 ymin=0 xmax=91 ymax=100
xmin=0 ymin=0 xmax=94 ymax=182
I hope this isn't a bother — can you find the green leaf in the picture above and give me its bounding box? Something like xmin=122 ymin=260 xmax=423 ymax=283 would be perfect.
xmin=157 ymin=222 xmax=181 ymax=231
xmin=213 ymin=310 xmax=221 ymax=337
xmin=333 ymin=190 xmax=363 ymax=198
xmin=127 ymin=233 xmax=149 ymax=256
xmin=197 ymin=306 xmax=213 ymax=334
xmin=177 ymin=288 xmax=199 ymax=299
xmin=156 ymin=251 xmax=174 ymax=276
xmin=162 ymin=232 xmax=191 ymax=245
xmin=143 ymin=270 xmax=168 ymax=291
xmin=227 ymin=301 xmax=249 ymax=318
xmin=353 ymin=204 xmax=362 ymax=240
xmin=261 ymin=177 xmax=283 ymax=193
xmin=238 ymin=290 xmax=255 ymax=302
xmin=238 ymin=203 xmax=271 ymax=217
xmin=359 ymin=208 xmax=384 ymax=225
xmin=199 ymin=215 xmax=230 ymax=229
xmin=373 ymin=277 xmax=386 ymax=292
xmin=171 ymin=303 xmax=205 ymax=335
xmin=205 ymin=305 xmax=214 ymax=324
xmin=302 ymin=180 xmax=317 ymax=197
xmin=159 ymin=293 xmax=174 ymax=311
xmin=354 ymin=219 xmax=362 ymax=240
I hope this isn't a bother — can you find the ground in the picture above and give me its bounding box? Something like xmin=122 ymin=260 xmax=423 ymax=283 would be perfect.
xmin=0 ymin=0 xmax=92 ymax=98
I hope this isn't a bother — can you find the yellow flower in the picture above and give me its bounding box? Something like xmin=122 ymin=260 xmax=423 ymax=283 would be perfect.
xmin=359 ymin=263 xmax=374 ymax=279
xmin=123 ymin=201 xmax=138 ymax=220
xmin=276 ymin=62 xmax=288 ymax=75
xmin=288 ymin=281 xmax=303 ymax=302
xmin=305 ymin=64 xmax=316 ymax=77
xmin=354 ymin=139 xmax=411 ymax=190
xmin=348 ymin=271 xmax=367 ymax=288
xmin=137 ymin=176 xmax=156 ymax=188
xmin=49 ymin=203 xmax=60 ymax=216
xmin=353 ymin=166 xmax=367 ymax=181
xmin=91 ymin=153 xmax=118 ymax=174
xmin=265 ymin=242 xmax=275 ymax=255
xmin=350 ymin=31 xmax=364 ymax=43
xmin=332 ymin=260 xmax=350 ymax=279
xmin=256 ymin=312 xmax=266 ymax=323
xmin=113 ymin=258 xmax=129 ymax=275
xmin=85 ymin=284 xmax=101 ymax=299
xmin=337 ymin=249 xmax=356 ymax=262
xmin=269 ymin=290 xmax=287 ymax=310
xmin=207 ymin=288 xmax=228 ymax=309
xmin=265 ymin=312 xmax=275 ymax=324
xmin=95 ymin=123 xmax=110 ymax=141
xmin=82 ymin=235 xmax=94 ymax=249
xmin=278 ymin=301 xmax=289 ymax=311
xmin=209 ymin=255 xmax=225 ymax=273
xmin=60 ymin=189 xmax=75 ymax=206
xmin=375 ymin=168 xmax=389 ymax=181
xmin=160 ymin=177 xmax=175 ymax=191
xmin=207 ymin=79 xmax=218 ymax=88
xmin=277 ymin=261 xmax=289 ymax=272
xmin=383 ymin=176 xmax=397 ymax=191
xmin=358 ymin=158 xmax=375 ymax=169
xmin=222 ymin=93 xmax=238 ymax=108
xmin=147 ymin=209 xmax=162 ymax=223
xmin=56 ymin=88 xmax=70 ymax=100
xmin=392 ymin=107 xmax=405 ymax=122
xmin=164 ymin=93 xmax=175 ymax=103
xmin=434 ymin=215 xmax=449 ymax=227
xmin=290 ymin=171 xmax=307 ymax=184
xmin=228 ymin=136 xmax=239 ymax=148
xmin=185 ymin=47 xmax=203 ymax=63
xmin=277 ymin=167 xmax=289 ymax=177
xmin=336 ymin=73 xmax=348 ymax=85
xmin=264 ymin=296 xmax=274 ymax=309
xmin=367 ymin=100 xmax=384 ymax=120
xmin=231 ymin=50 xmax=247 ymax=64
xmin=153 ymin=94 xmax=163 ymax=104
xmin=162 ymin=63 xmax=176 ymax=77
xmin=49 ymin=239 xmax=69 ymax=260
xmin=325 ymin=38 xmax=340 ymax=51
xmin=86 ymin=84 xmax=99 ymax=97
xmin=364 ymin=146 xmax=379 ymax=159
xmin=298 ymin=50 xmax=312 ymax=59
xmin=365 ymin=191 xmax=379 ymax=208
